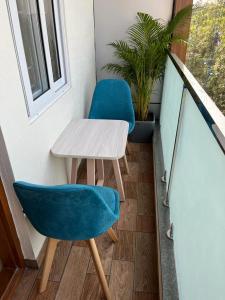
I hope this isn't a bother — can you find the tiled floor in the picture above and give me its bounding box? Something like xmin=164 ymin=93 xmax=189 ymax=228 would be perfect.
xmin=12 ymin=143 xmax=159 ymax=300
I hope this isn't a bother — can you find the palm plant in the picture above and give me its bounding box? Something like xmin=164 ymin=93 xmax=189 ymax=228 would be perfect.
xmin=104 ymin=6 xmax=192 ymax=121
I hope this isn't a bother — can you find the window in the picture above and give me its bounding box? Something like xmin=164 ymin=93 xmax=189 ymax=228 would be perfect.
xmin=7 ymin=0 xmax=69 ymax=118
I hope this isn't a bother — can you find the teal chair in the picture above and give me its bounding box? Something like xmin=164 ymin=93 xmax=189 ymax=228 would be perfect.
xmin=89 ymin=79 xmax=135 ymax=173
xmin=13 ymin=181 xmax=120 ymax=299
xmin=88 ymin=79 xmax=135 ymax=134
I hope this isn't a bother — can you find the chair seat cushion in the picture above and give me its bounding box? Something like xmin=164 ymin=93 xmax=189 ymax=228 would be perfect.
xmin=14 ymin=182 xmax=120 ymax=241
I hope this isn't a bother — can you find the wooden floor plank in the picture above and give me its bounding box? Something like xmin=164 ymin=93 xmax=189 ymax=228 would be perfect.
xmin=28 ymin=280 xmax=59 ymax=300
xmin=137 ymin=183 xmax=155 ymax=216
xmin=117 ymin=199 xmax=137 ymax=231
xmin=11 ymin=268 xmax=38 ymax=300
xmin=123 ymin=162 xmax=139 ymax=182
xmin=124 ymin=181 xmax=138 ymax=199
xmin=73 ymin=240 xmax=88 ymax=247
xmin=109 ymin=260 xmax=134 ymax=300
xmin=38 ymin=241 xmax=72 ymax=282
xmin=81 ymin=274 xmax=109 ymax=300
xmin=87 ymin=233 xmax=114 ymax=276
xmin=127 ymin=151 xmax=139 ymax=162
xmin=128 ymin=143 xmax=141 ymax=152
xmin=133 ymin=291 xmax=159 ymax=300
xmin=134 ymin=232 xmax=158 ymax=293
xmin=120 ymin=198 xmax=138 ymax=215
xmin=140 ymin=143 xmax=153 ymax=153
xmin=55 ymin=246 xmax=90 ymax=300
xmin=113 ymin=230 xmax=134 ymax=261
xmin=139 ymin=151 xmax=153 ymax=163
xmin=136 ymin=215 xmax=156 ymax=233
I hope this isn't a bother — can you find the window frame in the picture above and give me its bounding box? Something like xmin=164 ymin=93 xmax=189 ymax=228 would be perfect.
xmin=7 ymin=0 xmax=70 ymax=119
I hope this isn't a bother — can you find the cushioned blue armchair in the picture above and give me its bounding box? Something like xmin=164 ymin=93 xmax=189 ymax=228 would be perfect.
xmin=13 ymin=181 xmax=120 ymax=299
xmin=89 ymin=79 xmax=135 ymax=134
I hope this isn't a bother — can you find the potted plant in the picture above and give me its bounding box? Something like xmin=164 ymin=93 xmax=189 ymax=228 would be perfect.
xmin=104 ymin=6 xmax=191 ymax=142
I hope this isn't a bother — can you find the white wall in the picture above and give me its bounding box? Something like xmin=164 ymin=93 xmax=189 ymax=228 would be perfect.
xmin=0 ymin=0 xmax=96 ymax=259
xmin=94 ymin=0 xmax=174 ymax=117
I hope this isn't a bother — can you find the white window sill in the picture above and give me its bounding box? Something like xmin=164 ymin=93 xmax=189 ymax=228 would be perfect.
xmin=28 ymin=83 xmax=71 ymax=124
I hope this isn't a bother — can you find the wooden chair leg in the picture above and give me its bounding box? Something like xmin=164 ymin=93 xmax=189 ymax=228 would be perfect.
xmin=123 ymin=155 xmax=129 ymax=175
xmin=87 ymin=239 xmax=111 ymax=300
xmin=112 ymin=159 xmax=125 ymax=202
xmin=97 ymin=159 xmax=104 ymax=186
xmin=107 ymin=227 xmax=118 ymax=243
xmin=39 ymin=238 xmax=59 ymax=293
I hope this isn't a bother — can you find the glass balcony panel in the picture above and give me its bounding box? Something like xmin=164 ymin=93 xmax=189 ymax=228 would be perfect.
xmin=160 ymin=57 xmax=184 ymax=189
xmin=168 ymin=89 xmax=225 ymax=300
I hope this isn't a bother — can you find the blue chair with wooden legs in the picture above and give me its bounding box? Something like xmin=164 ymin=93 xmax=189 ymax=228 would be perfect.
xmin=88 ymin=79 xmax=135 ymax=173
xmin=13 ymin=181 xmax=120 ymax=300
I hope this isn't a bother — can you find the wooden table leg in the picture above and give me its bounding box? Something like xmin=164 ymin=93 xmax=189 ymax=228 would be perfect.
xmin=123 ymin=155 xmax=129 ymax=175
xmin=65 ymin=158 xmax=70 ymax=183
xmin=70 ymin=158 xmax=78 ymax=184
xmin=112 ymin=159 xmax=125 ymax=202
xmin=96 ymin=159 xmax=104 ymax=186
xmin=126 ymin=142 xmax=131 ymax=155
xmin=87 ymin=159 xmax=95 ymax=185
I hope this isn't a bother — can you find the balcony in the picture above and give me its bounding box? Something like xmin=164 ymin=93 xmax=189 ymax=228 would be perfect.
xmin=9 ymin=53 xmax=225 ymax=300
xmin=0 ymin=1 xmax=224 ymax=300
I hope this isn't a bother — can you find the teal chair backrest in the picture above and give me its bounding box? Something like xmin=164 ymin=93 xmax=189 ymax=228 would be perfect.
xmin=88 ymin=79 xmax=135 ymax=134
xmin=13 ymin=182 xmax=120 ymax=241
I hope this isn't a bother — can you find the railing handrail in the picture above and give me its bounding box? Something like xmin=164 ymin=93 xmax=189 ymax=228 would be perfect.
xmin=169 ymin=53 xmax=225 ymax=154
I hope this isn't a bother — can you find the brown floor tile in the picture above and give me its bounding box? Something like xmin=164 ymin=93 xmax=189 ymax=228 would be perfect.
xmin=117 ymin=211 xmax=136 ymax=231
xmin=140 ymin=163 xmax=154 ymax=174
xmin=38 ymin=241 xmax=72 ymax=282
xmin=120 ymin=198 xmax=138 ymax=214
xmin=137 ymin=183 xmax=155 ymax=216
xmin=28 ymin=280 xmax=59 ymax=300
xmin=109 ymin=260 xmax=134 ymax=300
xmin=113 ymin=230 xmax=134 ymax=261
xmin=124 ymin=181 xmax=138 ymax=198
xmin=129 ymin=143 xmax=141 ymax=152
xmin=73 ymin=240 xmax=88 ymax=247
xmin=139 ymin=151 xmax=153 ymax=162
xmin=56 ymin=246 xmax=90 ymax=300
xmin=140 ymin=143 xmax=153 ymax=152
xmin=133 ymin=292 xmax=159 ymax=300
xmin=136 ymin=215 xmax=156 ymax=233
xmin=138 ymin=172 xmax=154 ymax=184
xmin=12 ymin=268 xmax=38 ymax=300
xmin=81 ymin=274 xmax=109 ymax=300
xmin=117 ymin=199 xmax=137 ymax=231
xmin=134 ymin=233 xmax=158 ymax=293
xmin=87 ymin=233 xmax=114 ymax=275
xmin=123 ymin=162 xmax=139 ymax=182
xmin=127 ymin=151 xmax=139 ymax=162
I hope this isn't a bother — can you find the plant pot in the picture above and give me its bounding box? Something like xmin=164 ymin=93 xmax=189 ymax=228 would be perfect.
xmin=128 ymin=113 xmax=155 ymax=143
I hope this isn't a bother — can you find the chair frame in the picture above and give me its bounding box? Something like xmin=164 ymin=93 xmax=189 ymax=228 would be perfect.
xmin=39 ymin=229 xmax=118 ymax=300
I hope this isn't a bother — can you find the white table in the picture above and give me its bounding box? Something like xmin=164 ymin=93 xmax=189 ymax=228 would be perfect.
xmin=51 ymin=119 xmax=129 ymax=201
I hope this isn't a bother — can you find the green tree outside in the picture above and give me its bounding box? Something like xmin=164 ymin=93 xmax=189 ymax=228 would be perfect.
xmin=186 ymin=0 xmax=225 ymax=114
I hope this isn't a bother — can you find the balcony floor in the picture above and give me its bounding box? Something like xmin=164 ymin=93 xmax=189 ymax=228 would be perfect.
xmin=12 ymin=143 xmax=159 ymax=300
